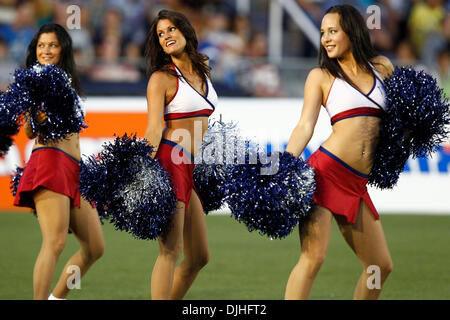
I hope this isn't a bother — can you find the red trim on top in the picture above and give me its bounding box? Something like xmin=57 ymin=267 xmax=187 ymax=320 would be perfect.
xmin=331 ymin=107 xmax=383 ymax=124
xmin=166 ymin=64 xmax=179 ymax=106
xmin=324 ymin=77 xmax=336 ymax=106
xmin=164 ymin=109 xmax=213 ymax=120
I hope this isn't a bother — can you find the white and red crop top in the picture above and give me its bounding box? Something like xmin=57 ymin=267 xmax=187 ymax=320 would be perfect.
xmin=324 ymin=65 xmax=386 ymax=125
xmin=164 ymin=64 xmax=218 ymax=120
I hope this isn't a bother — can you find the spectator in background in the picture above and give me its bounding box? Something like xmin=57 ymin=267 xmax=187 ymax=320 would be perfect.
xmin=89 ymin=33 xmax=141 ymax=82
xmin=0 ymin=36 xmax=18 ymax=91
xmin=34 ymin=0 xmax=53 ymax=26
xmin=231 ymin=13 xmax=251 ymax=47
xmin=423 ymin=12 xmax=450 ymax=71
xmin=395 ymin=38 xmax=430 ymax=74
xmin=108 ymin=0 xmax=148 ymax=49
xmin=52 ymin=2 xmax=95 ymax=78
xmin=368 ymin=0 xmax=403 ymax=56
xmin=199 ymin=6 xmax=248 ymax=95
xmin=86 ymin=0 xmax=108 ymax=44
xmin=436 ymin=47 xmax=450 ymax=97
xmin=93 ymin=5 xmax=122 ymax=47
xmin=376 ymin=0 xmax=412 ymax=48
xmin=88 ymin=4 xmax=141 ymax=82
xmin=408 ymin=0 xmax=446 ymax=58
xmin=395 ymin=39 xmax=419 ymax=65
xmin=124 ymin=41 xmax=146 ymax=76
xmin=239 ymin=30 xmax=283 ymax=97
xmin=0 ymin=0 xmax=36 ymax=65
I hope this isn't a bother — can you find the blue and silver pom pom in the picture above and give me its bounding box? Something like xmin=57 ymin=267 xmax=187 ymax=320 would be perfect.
xmin=370 ymin=66 xmax=450 ymax=189
xmin=10 ymin=166 xmax=25 ymax=196
xmin=79 ymin=134 xmax=176 ymax=240
xmin=225 ymin=150 xmax=315 ymax=239
xmin=0 ymin=91 xmax=23 ymax=156
xmin=369 ymin=108 xmax=411 ymax=189
xmin=385 ymin=66 xmax=450 ymax=157
xmin=193 ymin=120 xmax=248 ymax=213
xmin=8 ymin=63 xmax=86 ymax=144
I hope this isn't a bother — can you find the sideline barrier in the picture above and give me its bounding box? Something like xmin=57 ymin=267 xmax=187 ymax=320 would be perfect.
xmin=1 ymin=97 xmax=449 ymax=213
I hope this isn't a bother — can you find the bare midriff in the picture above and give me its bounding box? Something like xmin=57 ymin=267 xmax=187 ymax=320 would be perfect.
xmin=162 ymin=116 xmax=209 ymax=157
xmin=32 ymin=133 xmax=81 ymax=161
xmin=321 ymin=116 xmax=381 ymax=175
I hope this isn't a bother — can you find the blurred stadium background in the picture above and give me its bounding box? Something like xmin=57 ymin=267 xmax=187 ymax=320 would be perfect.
xmin=0 ymin=0 xmax=449 ymax=97
xmin=0 ymin=0 xmax=449 ymax=300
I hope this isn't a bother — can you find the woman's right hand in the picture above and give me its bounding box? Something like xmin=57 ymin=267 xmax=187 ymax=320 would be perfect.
xmin=24 ymin=112 xmax=36 ymax=139
xmin=35 ymin=110 xmax=48 ymax=125
xmin=24 ymin=110 xmax=48 ymax=139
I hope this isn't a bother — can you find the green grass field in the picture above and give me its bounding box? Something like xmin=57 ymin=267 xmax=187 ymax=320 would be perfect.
xmin=0 ymin=212 xmax=449 ymax=300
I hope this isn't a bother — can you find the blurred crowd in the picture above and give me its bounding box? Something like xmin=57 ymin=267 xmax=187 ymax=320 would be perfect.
xmin=0 ymin=0 xmax=448 ymax=97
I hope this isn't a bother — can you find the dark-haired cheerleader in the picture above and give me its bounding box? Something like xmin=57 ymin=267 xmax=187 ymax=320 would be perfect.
xmin=284 ymin=5 xmax=395 ymax=300
xmin=145 ymin=10 xmax=218 ymax=299
xmin=12 ymin=24 xmax=104 ymax=300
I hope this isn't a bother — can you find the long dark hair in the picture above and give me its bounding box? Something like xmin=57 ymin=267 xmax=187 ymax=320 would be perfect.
xmin=26 ymin=23 xmax=82 ymax=95
xmin=145 ymin=9 xmax=210 ymax=82
xmin=319 ymin=5 xmax=379 ymax=88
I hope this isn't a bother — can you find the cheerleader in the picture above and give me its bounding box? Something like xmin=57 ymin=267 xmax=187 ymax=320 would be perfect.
xmin=13 ymin=24 xmax=104 ymax=300
xmin=284 ymin=5 xmax=394 ymax=300
xmin=144 ymin=10 xmax=218 ymax=299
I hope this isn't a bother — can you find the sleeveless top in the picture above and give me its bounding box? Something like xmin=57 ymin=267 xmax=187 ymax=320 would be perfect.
xmin=164 ymin=64 xmax=217 ymax=120
xmin=324 ymin=64 xmax=386 ymax=125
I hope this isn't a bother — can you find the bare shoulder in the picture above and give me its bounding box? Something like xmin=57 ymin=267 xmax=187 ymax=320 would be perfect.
xmin=148 ymin=70 xmax=173 ymax=85
xmin=371 ymin=55 xmax=395 ymax=78
xmin=308 ymin=67 xmax=328 ymax=79
xmin=307 ymin=67 xmax=333 ymax=85
xmin=307 ymin=67 xmax=334 ymax=93
xmin=147 ymin=70 xmax=177 ymax=92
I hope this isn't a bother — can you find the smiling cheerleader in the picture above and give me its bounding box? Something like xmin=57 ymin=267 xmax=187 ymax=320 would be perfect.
xmin=10 ymin=24 xmax=104 ymax=300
